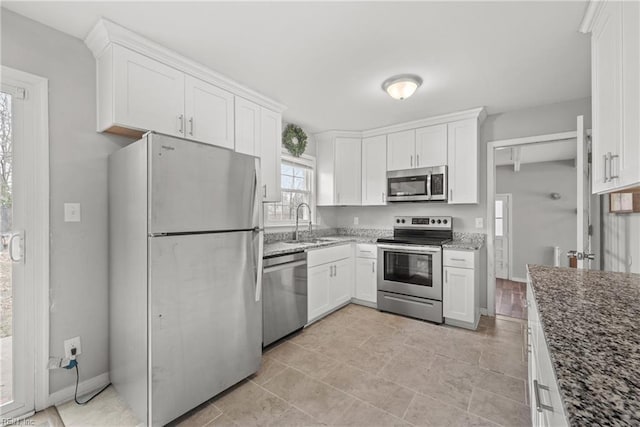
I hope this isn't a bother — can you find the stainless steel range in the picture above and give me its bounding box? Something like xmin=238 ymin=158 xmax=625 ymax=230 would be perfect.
xmin=376 ymin=216 xmax=452 ymax=323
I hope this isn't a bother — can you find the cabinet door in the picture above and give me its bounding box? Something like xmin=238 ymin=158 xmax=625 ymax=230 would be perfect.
xmin=443 ymin=266 xmax=474 ymax=323
xmin=308 ymin=264 xmax=331 ymax=322
xmin=113 ymin=45 xmax=185 ymax=137
xmin=355 ymin=258 xmax=377 ymax=303
xmin=334 ymin=137 xmax=362 ymax=205
xmin=362 ymin=135 xmax=387 ymax=205
xmin=331 ymin=258 xmax=354 ymax=308
xmin=184 ymin=75 xmax=234 ymax=149
xmin=415 ymin=124 xmax=447 ymax=168
xmin=234 ymin=97 xmax=261 ymax=156
xmin=621 ymin=0 xmax=640 ymax=188
xmin=447 ymin=119 xmax=478 ymax=204
xmin=387 ymin=130 xmax=415 ymax=171
xmin=260 ymin=108 xmax=282 ymax=202
xmin=591 ymin=0 xmax=623 ymax=193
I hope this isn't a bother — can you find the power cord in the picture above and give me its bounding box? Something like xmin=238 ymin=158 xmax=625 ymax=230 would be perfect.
xmin=65 ymin=347 xmax=111 ymax=405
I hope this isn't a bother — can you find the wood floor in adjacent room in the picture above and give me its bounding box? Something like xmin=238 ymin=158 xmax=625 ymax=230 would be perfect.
xmin=495 ymin=279 xmax=528 ymax=320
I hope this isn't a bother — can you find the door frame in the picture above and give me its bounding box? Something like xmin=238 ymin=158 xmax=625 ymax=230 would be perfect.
xmin=494 ymin=193 xmax=513 ymax=281
xmin=486 ymin=130 xmax=577 ymax=316
xmin=0 ymin=66 xmax=50 ymax=413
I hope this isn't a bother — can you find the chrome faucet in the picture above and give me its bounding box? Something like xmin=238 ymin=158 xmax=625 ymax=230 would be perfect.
xmin=294 ymin=203 xmax=312 ymax=241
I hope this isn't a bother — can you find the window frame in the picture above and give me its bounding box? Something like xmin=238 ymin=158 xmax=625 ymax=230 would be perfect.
xmin=264 ymin=151 xmax=316 ymax=228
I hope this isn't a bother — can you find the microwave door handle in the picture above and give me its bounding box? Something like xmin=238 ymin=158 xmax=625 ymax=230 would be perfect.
xmin=426 ymin=174 xmax=432 ymax=200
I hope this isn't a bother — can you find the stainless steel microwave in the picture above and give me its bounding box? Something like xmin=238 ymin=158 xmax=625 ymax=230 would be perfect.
xmin=387 ymin=166 xmax=447 ymax=202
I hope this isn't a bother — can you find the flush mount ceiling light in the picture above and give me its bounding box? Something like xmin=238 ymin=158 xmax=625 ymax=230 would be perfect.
xmin=382 ymin=74 xmax=423 ymax=100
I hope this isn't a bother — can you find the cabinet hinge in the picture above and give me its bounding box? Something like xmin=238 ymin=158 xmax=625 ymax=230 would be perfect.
xmin=587 ymin=152 xmax=592 ymax=164
xmin=588 ymin=224 xmax=593 ymax=236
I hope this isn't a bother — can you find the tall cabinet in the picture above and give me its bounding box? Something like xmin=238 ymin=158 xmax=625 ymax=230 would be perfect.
xmin=581 ymin=0 xmax=640 ymax=193
xmin=316 ymin=133 xmax=362 ymax=206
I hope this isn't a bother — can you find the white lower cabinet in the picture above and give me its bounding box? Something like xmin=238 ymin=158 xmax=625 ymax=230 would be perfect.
xmin=307 ymin=244 xmax=354 ymax=323
xmin=527 ymin=283 xmax=569 ymax=427
xmin=443 ymin=248 xmax=479 ymax=328
xmin=354 ymin=244 xmax=377 ymax=304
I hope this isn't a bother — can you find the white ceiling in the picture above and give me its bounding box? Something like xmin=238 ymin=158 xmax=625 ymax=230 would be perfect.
xmin=3 ymin=1 xmax=591 ymax=133
xmin=495 ymin=139 xmax=577 ymax=167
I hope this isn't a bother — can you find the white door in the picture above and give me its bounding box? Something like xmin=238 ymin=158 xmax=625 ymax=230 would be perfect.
xmin=113 ymin=45 xmax=185 ymax=137
xmin=443 ymin=266 xmax=474 ymax=323
xmin=260 ymin=108 xmax=282 ymax=202
xmin=334 ymin=137 xmax=362 ymax=205
xmin=0 ymin=70 xmax=45 ymax=418
xmin=307 ymin=265 xmax=331 ymax=322
xmin=576 ymin=116 xmax=593 ymax=269
xmin=361 ymin=135 xmax=387 ymax=205
xmin=234 ymin=97 xmax=261 ymax=156
xmin=386 ymin=130 xmax=415 ymax=171
xmin=331 ymin=258 xmax=353 ymax=308
xmin=184 ymin=75 xmax=234 ymax=149
xmin=494 ymin=194 xmax=511 ymax=279
xmin=355 ymin=258 xmax=377 ymax=303
xmin=415 ymin=124 xmax=447 ymax=168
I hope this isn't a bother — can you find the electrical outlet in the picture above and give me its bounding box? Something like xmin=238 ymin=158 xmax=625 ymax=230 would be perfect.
xmin=353 ymin=217 xmax=359 ymax=225
xmin=475 ymin=218 xmax=484 ymax=229
xmin=64 ymin=336 xmax=82 ymax=359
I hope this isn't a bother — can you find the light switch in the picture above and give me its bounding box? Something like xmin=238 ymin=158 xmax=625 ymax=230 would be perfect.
xmin=353 ymin=217 xmax=359 ymax=225
xmin=64 ymin=203 xmax=81 ymax=222
xmin=475 ymin=217 xmax=483 ymax=229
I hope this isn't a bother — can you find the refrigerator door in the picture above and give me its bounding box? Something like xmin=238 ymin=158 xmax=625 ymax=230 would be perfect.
xmin=148 ymin=133 xmax=258 ymax=234
xmin=149 ymin=230 xmax=262 ymax=426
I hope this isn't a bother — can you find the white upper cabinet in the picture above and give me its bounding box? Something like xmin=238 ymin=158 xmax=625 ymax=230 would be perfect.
xmin=184 ymin=75 xmax=234 ymax=149
xmin=316 ymin=134 xmax=362 ymax=206
xmin=415 ymin=124 xmax=447 ymax=168
xmin=235 ymin=97 xmax=261 ymax=156
xmin=260 ymin=108 xmax=282 ymax=202
xmin=583 ymin=0 xmax=640 ymax=193
xmin=361 ymin=135 xmax=387 ymax=205
xmin=387 ymin=130 xmax=416 ymax=171
xmin=447 ymin=118 xmax=479 ymax=204
xmin=110 ymin=45 xmax=185 ymax=137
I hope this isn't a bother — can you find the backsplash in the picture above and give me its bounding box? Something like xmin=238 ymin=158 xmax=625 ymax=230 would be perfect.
xmin=335 ymin=227 xmax=393 ymax=239
xmin=452 ymin=232 xmax=486 ymax=245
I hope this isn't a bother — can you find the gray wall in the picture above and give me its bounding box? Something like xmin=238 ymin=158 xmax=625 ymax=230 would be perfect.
xmin=496 ymin=160 xmax=577 ymax=279
xmin=1 ymin=9 xmax=130 ymax=393
xmin=319 ymin=97 xmax=592 ymax=308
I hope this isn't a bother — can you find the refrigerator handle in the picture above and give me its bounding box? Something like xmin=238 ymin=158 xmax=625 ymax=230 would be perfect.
xmin=253 ymin=157 xmax=264 ymax=302
xmin=255 ymin=230 xmax=264 ymax=302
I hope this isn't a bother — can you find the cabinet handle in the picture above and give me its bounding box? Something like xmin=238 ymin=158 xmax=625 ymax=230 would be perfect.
xmin=189 ymin=117 xmax=194 ymax=136
xmin=263 ymin=185 xmax=267 ymax=198
xmin=372 ymin=261 xmax=375 ymax=273
xmin=417 ymin=154 xmax=420 ymax=167
xmin=334 ymin=265 xmax=337 ymax=277
xmin=449 ymin=189 xmax=453 ymax=200
xmin=533 ymin=380 xmax=554 ymax=413
xmin=337 ymin=193 xmax=340 ymax=204
xmin=445 ymin=269 xmax=448 ymax=282
xmin=178 ymin=114 xmax=184 ymax=134
xmin=610 ymin=154 xmax=619 ymax=180
xmin=410 ymin=155 xmax=413 ymax=167
xmin=603 ymin=153 xmax=609 ymax=183
xmin=382 ymin=192 xmax=385 ymax=203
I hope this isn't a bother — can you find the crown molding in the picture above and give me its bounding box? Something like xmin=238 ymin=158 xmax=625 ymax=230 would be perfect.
xmin=313 ymin=107 xmax=487 ymax=140
xmin=579 ymin=1 xmax=604 ymax=34
xmin=84 ymin=18 xmax=287 ymax=113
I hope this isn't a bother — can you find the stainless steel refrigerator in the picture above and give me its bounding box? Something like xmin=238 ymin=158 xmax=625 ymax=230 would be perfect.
xmin=109 ymin=132 xmax=264 ymax=426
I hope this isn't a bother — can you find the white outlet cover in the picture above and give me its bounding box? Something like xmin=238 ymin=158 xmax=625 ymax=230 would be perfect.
xmin=64 ymin=203 xmax=81 ymax=222
xmin=475 ymin=217 xmax=484 ymax=229
xmin=64 ymin=336 xmax=82 ymax=359
xmin=353 ymin=217 xmax=359 ymax=225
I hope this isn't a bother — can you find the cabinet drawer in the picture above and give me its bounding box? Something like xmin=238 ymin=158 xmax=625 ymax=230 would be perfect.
xmin=307 ymin=244 xmax=352 ymax=268
xmin=356 ymin=244 xmax=377 ymax=259
xmin=443 ymin=249 xmax=475 ymax=268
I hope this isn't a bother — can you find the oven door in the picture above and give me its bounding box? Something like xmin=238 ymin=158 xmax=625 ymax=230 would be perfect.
xmin=377 ymin=244 xmax=442 ymax=300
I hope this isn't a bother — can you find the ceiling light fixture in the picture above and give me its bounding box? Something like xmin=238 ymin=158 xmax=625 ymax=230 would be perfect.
xmin=382 ymin=74 xmax=423 ymax=100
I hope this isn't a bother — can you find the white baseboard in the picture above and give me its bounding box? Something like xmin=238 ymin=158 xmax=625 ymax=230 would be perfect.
xmin=350 ymin=298 xmax=377 ymax=309
xmin=480 ymin=308 xmax=488 ymax=316
xmin=511 ymin=276 xmax=527 ymax=284
xmin=48 ymin=372 xmax=110 ymax=407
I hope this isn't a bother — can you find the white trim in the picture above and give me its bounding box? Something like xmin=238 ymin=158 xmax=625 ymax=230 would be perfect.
xmin=579 ymin=1 xmax=604 ymax=34
xmin=487 ymin=129 xmax=578 ymax=318
xmin=511 ymin=276 xmax=528 ymax=284
xmin=0 ymin=66 xmax=50 ymax=414
xmin=84 ymin=18 xmax=286 ymax=113
xmin=315 ymin=107 xmax=487 ymax=139
xmin=494 ymin=193 xmax=513 ymax=281
xmin=480 ymin=308 xmax=489 ymax=316
xmin=48 ymin=372 xmax=110 ymax=407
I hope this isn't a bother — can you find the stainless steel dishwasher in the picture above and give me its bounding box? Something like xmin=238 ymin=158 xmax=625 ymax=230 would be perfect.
xmin=262 ymin=251 xmax=308 ymax=347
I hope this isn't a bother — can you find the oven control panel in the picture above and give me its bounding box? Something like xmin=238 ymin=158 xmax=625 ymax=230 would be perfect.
xmin=393 ymin=216 xmax=452 ymax=229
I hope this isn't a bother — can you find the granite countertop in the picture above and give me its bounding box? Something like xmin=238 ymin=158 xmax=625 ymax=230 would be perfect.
xmin=527 ymin=265 xmax=640 ymax=426
xmin=442 ymin=240 xmax=483 ymax=250
xmin=264 ymin=235 xmax=378 ymax=258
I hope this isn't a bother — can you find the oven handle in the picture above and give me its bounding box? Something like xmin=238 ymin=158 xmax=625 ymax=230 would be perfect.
xmin=377 ymin=244 xmax=442 ymax=253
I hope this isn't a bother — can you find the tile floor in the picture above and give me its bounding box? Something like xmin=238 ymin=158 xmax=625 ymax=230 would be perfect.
xmin=495 ymin=279 xmax=527 ymax=320
xmin=30 ymin=304 xmax=531 ymax=427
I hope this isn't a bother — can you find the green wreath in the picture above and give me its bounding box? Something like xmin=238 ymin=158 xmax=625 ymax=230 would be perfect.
xmin=282 ymin=124 xmax=308 ymax=157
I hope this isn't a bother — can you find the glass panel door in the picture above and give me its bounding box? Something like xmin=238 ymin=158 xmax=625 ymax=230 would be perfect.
xmin=383 ymin=251 xmax=433 ymax=287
